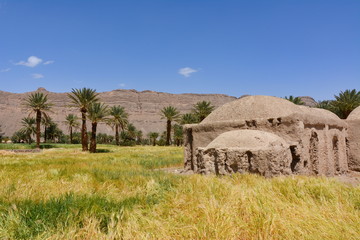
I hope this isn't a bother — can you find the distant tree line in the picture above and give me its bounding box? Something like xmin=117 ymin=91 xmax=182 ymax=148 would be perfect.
xmin=4 ymin=88 xmax=359 ymax=149
xmin=285 ymin=89 xmax=360 ymax=119
xmin=5 ymin=88 xmax=216 ymax=152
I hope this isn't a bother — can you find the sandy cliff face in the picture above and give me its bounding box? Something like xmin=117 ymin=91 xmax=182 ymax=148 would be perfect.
xmin=0 ymin=88 xmax=237 ymax=137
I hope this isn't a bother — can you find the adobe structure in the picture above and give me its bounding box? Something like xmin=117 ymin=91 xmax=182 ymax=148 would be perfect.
xmin=183 ymin=95 xmax=360 ymax=177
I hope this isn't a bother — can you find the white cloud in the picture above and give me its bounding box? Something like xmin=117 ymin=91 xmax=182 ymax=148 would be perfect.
xmin=16 ymin=56 xmax=43 ymax=67
xmin=0 ymin=68 xmax=11 ymax=72
xmin=32 ymin=73 xmax=44 ymax=79
xmin=118 ymin=83 xmax=126 ymax=87
xmin=43 ymin=60 xmax=54 ymax=65
xmin=178 ymin=67 xmax=198 ymax=77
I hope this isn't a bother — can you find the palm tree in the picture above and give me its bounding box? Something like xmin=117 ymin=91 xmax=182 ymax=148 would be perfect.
xmin=65 ymin=114 xmax=80 ymax=144
xmin=108 ymin=105 xmax=128 ymax=145
xmin=284 ymin=96 xmax=304 ymax=105
xmin=87 ymin=103 xmax=108 ymax=153
xmin=24 ymin=92 xmax=52 ymax=149
xmin=181 ymin=113 xmax=198 ymax=124
xmin=20 ymin=117 xmax=36 ymax=144
xmin=192 ymin=101 xmax=215 ymax=122
xmin=148 ymin=132 xmax=159 ymax=146
xmin=135 ymin=130 xmax=143 ymax=145
xmin=173 ymin=124 xmax=183 ymax=146
xmin=41 ymin=115 xmax=53 ymax=143
xmin=68 ymin=88 xmax=99 ymax=151
xmin=160 ymin=106 xmax=180 ymax=145
xmin=331 ymin=89 xmax=360 ymax=119
xmin=0 ymin=124 xmax=3 ymax=143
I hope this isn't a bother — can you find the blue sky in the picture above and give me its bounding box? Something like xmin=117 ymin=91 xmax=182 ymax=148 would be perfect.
xmin=0 ymin=0 xmax=359 ymax=100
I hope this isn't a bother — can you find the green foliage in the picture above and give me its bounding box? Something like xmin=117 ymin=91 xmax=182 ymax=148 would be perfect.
xmin=148 ymin=132 xmax=159 ymax=146
xmin=0 ymin=124 xmax=3 ymax=143
xmin=97 ymin=133 xmax=114 ymax=144
xmin=192 ymin=101 xmax=215 ymax=122
xmin=173 ymin=124 xmax=183 ymax=146
xmin=68 ymin=88 xmax=100 ymax=151
xmin=23 ymin=92 xmax=53 ymax=113
xmin=108 ymin=105 xmax=128 ymax=130
xmin=64 ymin=114 xmax=79 ymax=131
xmin=331 ymin=89 xmax=360 ymax=119
xmin=11 ymin=131 xmax=28 ymax=144
xmin=160 ymin=106 xmax=181 ymax=122
xmin=181 ymin=113 xmax=198 ymax=124
xmin=87 ymin=103 xmax=109 ymax=123
xmin=316 ymin=89 xmax=360 ymax=119
xmin=23 ymin=92 xmax=53 ymax=148
xmin=19 ymin=117 xmax=36 ymax=143
xmin=67 ymin=88 xmax=99 ymax=111
xmin=284 ymin=95 xmax=304 ymax=105
xmin=119 ymin=124 xmax=139 ymax=146
xmin=160 ymin=106 xmax=180 ymax=145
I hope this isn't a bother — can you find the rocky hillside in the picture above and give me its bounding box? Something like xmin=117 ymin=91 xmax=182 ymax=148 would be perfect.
xmin=0 ymin=88 xmax=237 ymax=137
xmin=0 ymin=88 xmax=318 ymax=138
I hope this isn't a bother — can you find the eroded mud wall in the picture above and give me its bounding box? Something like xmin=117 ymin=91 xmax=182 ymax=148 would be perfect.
xmin=347 ymin=119 xmax=360 ymax=171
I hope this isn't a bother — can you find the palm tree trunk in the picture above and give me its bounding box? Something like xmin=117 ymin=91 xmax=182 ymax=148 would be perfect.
xmin=152 ymin=138 xmax=156 ymax=146
xmin=115 ymin=124 xmax=119 ymax=146
xmin=44 ymin=125 xmax=47 ymax=143
xmin=70 ymin=126 xmax=73 ymax=144
xmin=81 ymin=110 xmax=88 ymax=151
xmin=166 ymin=120 xmax=171 ymax=146
xmin=36 ymin=110 xmax=41 ymax=149
xmin=89 ymin=122 xmax=97 ymax=153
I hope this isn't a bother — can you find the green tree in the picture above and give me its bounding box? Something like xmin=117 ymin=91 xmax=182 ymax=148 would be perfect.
xmin=11 ymin=130 xmax=28 ymax=143
xmin=284 ymin=96 xmax=304 ymax=105
xmin=0 ymin=124 xmax=3 ymax=143
xmin=160 ymin=106 xmax=181 ymax=145
xmin=316 ymin=100 xmax=333 ymax=111
xmin=20 ymin=117 xmax=36 ymax=144
xmin=331 ymin=89 xmax=360 ymax=119
xmin=192 ymin=101 xmax=215 ymax=122
xmin=181 ymin=113 xmax=198 ymax=124
xmin=68 ymin=88 xmax=99 ymax=151
xmin=41 ymin=115 xmax=52 ymax=143
xmin=148 ymin=132 xmax=159 ymax=146
xmin=108 ymin=105 xmax=129 ymax=145
xmin=173 ymin=124 xmax=183 ymax=146
xmin=135 ymin=130 xmax=143 ymax=145
xmin=87 ymin=102 xmax=108 ymax=153
xmin=24 ymin=92 xmax=53 ymax=148
xmin=46 ymin=121 xmax=64 ymax=143
xmin=65 ymin=114 xmax=80 ymax=144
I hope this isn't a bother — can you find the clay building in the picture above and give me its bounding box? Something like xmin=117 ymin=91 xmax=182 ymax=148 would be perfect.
xmin=183 ymin=95 xmax=353 ymax=177
xmin=346 ymin=106 xmax=360 ymax=171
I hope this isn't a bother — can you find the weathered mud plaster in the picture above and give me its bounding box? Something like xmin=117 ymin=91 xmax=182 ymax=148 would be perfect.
xmin=347 ymin=106 xmax=360 ymax=171
xmin=184 ymin=96 xmax=351 ymax=177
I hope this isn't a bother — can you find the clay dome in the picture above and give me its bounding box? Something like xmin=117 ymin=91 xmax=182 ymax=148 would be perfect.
xmin=347 ymin=106 xmax=360 ymax=120
xmin=202 ymin=95 xmax=300 ymax=123
xmin=297 ymin=105 xmax=342 ymax=123
xmin=206 ymin=129 xmax=289 ymax=149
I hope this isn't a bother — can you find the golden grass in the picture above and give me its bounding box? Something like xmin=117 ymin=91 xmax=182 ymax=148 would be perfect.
xmin=0 ymin=145 xmax=359 ymax=239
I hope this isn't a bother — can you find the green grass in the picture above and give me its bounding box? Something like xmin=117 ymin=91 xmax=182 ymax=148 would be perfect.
xmin=0 ymin=145 xmax=359 ymax=239
xmin=0 ymin=143 xmax=83 ymax=150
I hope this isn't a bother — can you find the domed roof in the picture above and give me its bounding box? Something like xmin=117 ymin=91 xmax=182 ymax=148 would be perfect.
xmin=297 ymin=105 xmax=342 ymax=123
xmin=206 ymin=130 xmax=289 ymax=149
xmin=347 ymin=106 xmax=360 ymax=120
xmin=202 ymin=95 xmax=300 ymax=123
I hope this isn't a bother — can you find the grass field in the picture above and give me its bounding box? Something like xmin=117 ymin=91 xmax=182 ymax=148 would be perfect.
xmin=0 ymin=144 xmax=359 ymax=239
